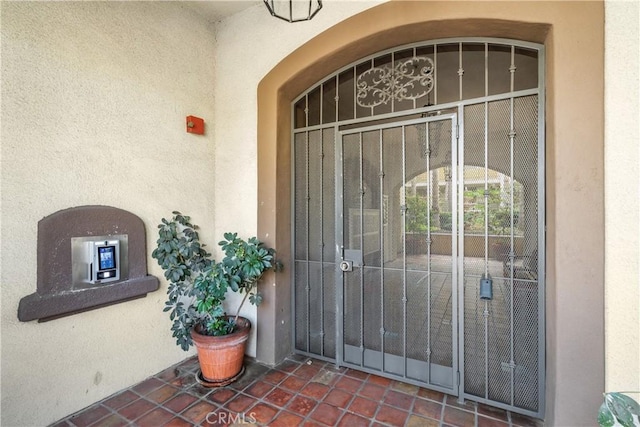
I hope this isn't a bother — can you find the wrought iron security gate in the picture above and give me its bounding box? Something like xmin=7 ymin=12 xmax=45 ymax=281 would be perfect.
xmin=293 ymin=38 xmax=544 ymax=418
xmin=338 ymin=116 xmax=458 ymax=392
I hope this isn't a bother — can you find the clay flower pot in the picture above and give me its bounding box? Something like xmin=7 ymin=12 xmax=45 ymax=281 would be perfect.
xmin=191 ymin=317 xmax=251 ymax=385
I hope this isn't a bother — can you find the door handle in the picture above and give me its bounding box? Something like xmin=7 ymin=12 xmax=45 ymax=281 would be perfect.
xmin=339 ymin=260 xmax=353 ymax=272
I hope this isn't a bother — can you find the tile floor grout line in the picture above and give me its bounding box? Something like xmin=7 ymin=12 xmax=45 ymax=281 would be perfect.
xmin=149 ymin=392 xmax=203 ymax=426
xmin=88 ymin=397 xmax=156 ymax=427
xmin=236 ymin=367 xmax=304 ymax=426
xmin=311 ymin=361 xmax=372 ymax=426
xmin=64 ymin=403 xmax=105 ymax=427
xmin=439 ymin=392 xmax=447 ymax=427
xmin=115 ymin=396 xmax=156 ymax=426
xmin=159 ymin=366 xmax=244 ymax=426
xmin=292 ymin=362 xmax=349 ymax=427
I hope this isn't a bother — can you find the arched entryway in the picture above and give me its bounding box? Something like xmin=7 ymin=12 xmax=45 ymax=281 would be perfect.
xmin=256 ymin=2 xmax=605 ymax=425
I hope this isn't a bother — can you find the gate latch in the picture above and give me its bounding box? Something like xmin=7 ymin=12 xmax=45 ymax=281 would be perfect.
xmin=340 ymin=249 xmax=362 ymax=273
xmin=340 ymin=260 xmax=353 ymax=272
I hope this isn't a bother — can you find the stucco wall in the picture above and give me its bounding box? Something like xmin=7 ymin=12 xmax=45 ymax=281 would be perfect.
xmin=0 ymin=3 xmax=218 ymax=425
xmin=604 ymin=0 xmax=640 ymax=392
xmin=0 ymin=0 xmax=635 ymax=425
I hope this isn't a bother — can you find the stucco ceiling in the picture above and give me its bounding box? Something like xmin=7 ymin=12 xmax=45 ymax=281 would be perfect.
xmin=178 ymin=1 xmax=261 ymax=23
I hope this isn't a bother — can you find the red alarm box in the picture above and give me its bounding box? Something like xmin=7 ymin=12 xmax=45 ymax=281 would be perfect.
xmin=186 ymin=116 xmax=205 ymax=135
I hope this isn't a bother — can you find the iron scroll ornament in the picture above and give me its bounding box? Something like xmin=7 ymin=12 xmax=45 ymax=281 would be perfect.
xmin=356 ymin=56 xmax=435 ymax=108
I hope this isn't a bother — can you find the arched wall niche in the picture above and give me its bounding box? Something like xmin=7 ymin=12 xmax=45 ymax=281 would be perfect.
xmin=257 ymin=2 xmax=604 ymax=426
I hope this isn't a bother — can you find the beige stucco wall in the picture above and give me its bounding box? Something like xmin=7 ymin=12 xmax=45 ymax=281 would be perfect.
xmin=0 ymin=0 xmax=635 ymax=425
xmin=604 ymin=0 xmax=640 ymax=392
xmin=0 ymin=3 xmax=218 ymax=425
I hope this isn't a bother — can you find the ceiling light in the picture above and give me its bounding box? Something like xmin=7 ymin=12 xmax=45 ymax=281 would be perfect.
xmin=263 ymin=0 xmax=322 ymax=23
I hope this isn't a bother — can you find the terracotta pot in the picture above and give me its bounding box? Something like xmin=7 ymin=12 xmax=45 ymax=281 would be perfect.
xmin=190 ymin=317 xmax=251 ymax=383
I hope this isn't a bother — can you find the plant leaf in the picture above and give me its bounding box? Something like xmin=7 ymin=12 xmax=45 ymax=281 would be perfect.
xmin=598 ymin=402 xmax=616 ymax=427
xmin=612 ymin=393 xmax=640 ymax=417
xmin=606 ymin=393 xmax=636 ymax=427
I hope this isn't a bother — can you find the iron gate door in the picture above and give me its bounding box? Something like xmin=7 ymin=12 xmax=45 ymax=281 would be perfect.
xmin=292 ymin=39 xmax=545 ymax=418
xmin=337 ymin=115 xmax=458 ymax=393
xmin=458 ymin=96 xmax=543 ymax=416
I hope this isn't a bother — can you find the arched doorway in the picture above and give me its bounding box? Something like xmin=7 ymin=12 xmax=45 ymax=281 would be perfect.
xmin=290 ymin=39 xmax=544 ymax=417
xmin=257 ymin=3 xmax=606 ymax=425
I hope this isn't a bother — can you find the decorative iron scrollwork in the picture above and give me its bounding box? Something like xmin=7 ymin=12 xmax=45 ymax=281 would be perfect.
xmin=356 ymin=56 xmax=435 ymax=108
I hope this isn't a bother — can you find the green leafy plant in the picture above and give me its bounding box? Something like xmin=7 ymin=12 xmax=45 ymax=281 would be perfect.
xmin=463 ymin=186 xmax=521 ymax=235
xmin=406 ymin=196 xmax=429 ymax=233
xmin=405 ymin=196 xmax=443 ymax=233
xmin=151 ymin=212 xmax=280 ymax=351
xmin=598 ymin=392 xmax=640 ymax=427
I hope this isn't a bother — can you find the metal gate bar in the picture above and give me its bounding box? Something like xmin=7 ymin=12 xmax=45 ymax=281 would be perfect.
xmin=378 ymin=128 xmax=386 ymax=374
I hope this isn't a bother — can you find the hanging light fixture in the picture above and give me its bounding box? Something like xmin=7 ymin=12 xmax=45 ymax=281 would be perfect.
xmin=263 ymin=0 xmax=322 ymax=23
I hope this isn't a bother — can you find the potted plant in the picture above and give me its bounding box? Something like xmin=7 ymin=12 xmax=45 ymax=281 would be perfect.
xmin=151 ymin=212 xmax=279 ymax=386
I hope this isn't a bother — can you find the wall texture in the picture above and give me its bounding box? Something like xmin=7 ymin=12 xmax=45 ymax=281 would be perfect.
xmin=1 ymin=0 xmax=636 ymax=425
xmin=1 ymin=3 xmax=218 ymax=425
xmin=604 ymin=0 xmax=640 ymax=392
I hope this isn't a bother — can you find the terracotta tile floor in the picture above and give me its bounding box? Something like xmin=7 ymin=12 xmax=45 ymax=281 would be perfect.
xmin=51 ymin=355 xmax=544 ymax=427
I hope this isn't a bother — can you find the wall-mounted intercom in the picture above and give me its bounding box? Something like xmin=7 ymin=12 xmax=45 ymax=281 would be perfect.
xmin=87 ymin=240 xmax=120 ymax=283
xmin=71 ymin=234 xmax=128 ymax=287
